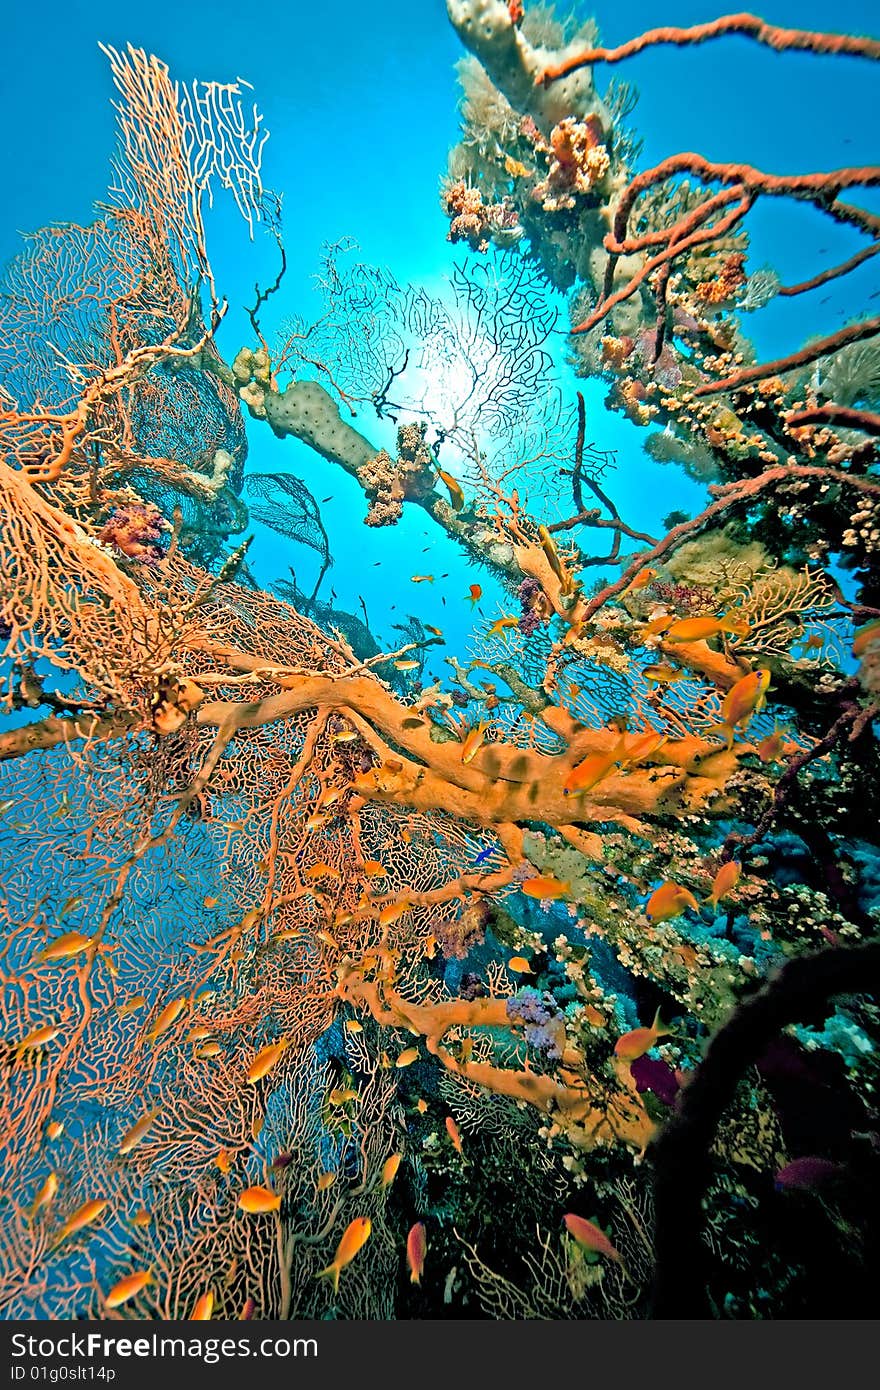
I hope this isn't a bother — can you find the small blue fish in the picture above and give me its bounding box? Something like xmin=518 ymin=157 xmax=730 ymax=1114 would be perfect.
xmin=473 ymin=847 xmax=495 ymax=868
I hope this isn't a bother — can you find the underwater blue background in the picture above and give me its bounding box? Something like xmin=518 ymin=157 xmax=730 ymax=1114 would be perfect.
xmin=5 ymin=0 xmax=879 ymax=663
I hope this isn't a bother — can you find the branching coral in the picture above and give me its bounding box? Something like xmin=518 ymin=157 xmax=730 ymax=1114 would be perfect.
xmin=1 ymin=12 xmax=878 ymax=1324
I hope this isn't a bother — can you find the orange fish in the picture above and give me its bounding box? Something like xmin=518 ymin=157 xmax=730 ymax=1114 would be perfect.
xmin=521 ymin=875 xmax=571 ymax=901
xmin=407 ymin=1222 xmax=427 ymax=1284
xmin=622 ymin=728 xmax=667 ymax=764
xmin=415 ymin=1099 xmax=429 ymax=1115
xmin=215 ymin=1149 xmax=232 ymax=1175
xmin=380 ymin=1153 xmax=402 ymax=1189
xmin=706 ymin=860 xmax=741 ymax=909
xmin=17 ymin=1024 xmax=61 ymax=1052
xmin=305 ymin=862 xmax=340 ymax=880
xmin=46 ymin=1121 xmax=64 ymax=1141
xmin=643 ymin=663 xmax=685 ymax=685
xmin=437 ymin=469 xmax=465 ymax=511
xmin=116 ymin=995 xmax=147 ymax=1017
xmin=538 ymin=525 xmax=574 ymax=595
xmin=625 ymin=567 xmax=657 ymax=594
xmin=29 ymin=1172 xmax=58 ymax=1219
xmin=411 ymin=575 xmax=435 ymax=584
xmin=461 ymin=725 xmax=489 ymax=764
xmin=394 ymin=659 xmax=420 ymax=671
xmin=425 ymin=625 xmax=444 ymax=638
xmin=507 ymin=956 xmax=532 ymax=974
xmin=52 ymin=1198 xmax=109 ymax=1248
xmin=640 ymin=613 xmax=674 ymax=638
xmin=563 ymin=1213 xmax=623 ymax=1263
xmin=379 ymin=900 xmax=413 ymax=929
xmin=145 ymin=997 xmax=187 ymax=1042
xmin=105 ymin=1270 xmax=153 ymax=1309
xmin=316 ymin=1217 xmax=372 ymax=1293
xmin=665 ymin=613 xmax=749 ymax=643
xmin=190 ymin=1291 xmax=214 ymax=1320
xmin=720 ymin=668 xmax=771 ymax=733
xmin=344 ymin=1019 xmax=363 ymax=1034
xmin=645 ymin=880 xmax=699 ymax=922
xmin=363 ymin=860 xmax=388 ymax=877
xmin=118 ymin=1108 xmax=160 ymax=1156
xmin=316 ymin=1172 xmax=336 ymax=1193
xmin=466 ymin=585 xmax=482 ymax=606
xmin=445 ymin=1116 xmax=464 ymax=1154
xmin=238 ymin=1186 xmax=281 ymax=1214
xmin=36 ymin=931 xmax=94 ymax=962
xmin=756 ymin=726 xmax=786 ymax=762
xmin=614 ymin=1007 xmax=673 ymax=1062
xmin=395 ymin=1048 xmax=420 ymax=1069
xmin=203 ymin=896 xmax=220 ymax=909
xmin=247 ymin=1038 xmax=289 ymax=1083
xmin=563 ymin=744 xmax=621 ymax=796
xmin=487 ymin=616 xmax=519 ymax=637
xmin=131 ymin=1208 xmax=152 ymax=1227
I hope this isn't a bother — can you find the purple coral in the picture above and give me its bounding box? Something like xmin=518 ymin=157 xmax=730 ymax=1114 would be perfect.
xmin=98 ymin=502 xmax=169 ymax=564
xmin=517 ymin=576 xmax=549 ymax=637
xmin=506 ymin=987 xmax=563 ymax=1059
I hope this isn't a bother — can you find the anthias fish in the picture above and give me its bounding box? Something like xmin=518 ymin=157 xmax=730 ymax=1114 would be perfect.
xmin=645 ymin=880 xmax=699 ymax=922
xmin=238 ymin=1186 xmax=281 ymax=1214
xmin=247 ymin=1038 xmax=289 ymax=1083
xmin=105 ymin=1270 xmax=153 ymax=1309
xmin=407 ymin=1222 xmax=427 ymax=1284
xmin=316 ymin=1217 xmax=372 ymax=1293
xmin=563 ymin=1213 xmax=623 ymax=1263
xmin=521 ymin=875 xmax=571 ymax=900
xmin=614 ymin=1008 xmax=673 ymax=1062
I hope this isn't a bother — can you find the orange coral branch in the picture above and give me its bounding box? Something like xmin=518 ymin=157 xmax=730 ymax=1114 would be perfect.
xmin=693 ymin=315 xmax=880 ymax=396
xmin=539 ymin=12 xmax=880 ymax=84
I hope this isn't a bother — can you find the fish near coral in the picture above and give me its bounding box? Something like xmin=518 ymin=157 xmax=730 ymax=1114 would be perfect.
xmin=190 ymin=1291 xmax=214 ymax=1320
xmin=756 ymin=726 xmax=787 ymax=763
xmin=407 ymin=1222 xmax=427 ymax=1284
xmin=237 ymin=1186 xmax=281 ymax=1214
xmin=712 ymin=668 xmax=772 ymax=748
xmin=563 ymin=1214 xmax=623 ymax=1263
xmin=380 ymin=1153 xmax=402 ymax=1188
xmin=316 ymin=1217 xmax=372 ymax=1293
xmin=246 ymin=1038 xmax=289 ymax=1083
xmin=643 ymin=663 xmax=685 ymax=686
xmin=563 ymin=740 xmax=624 ymax=796
xmin=36 ymin=931 xmax=94 ymax=963
xmin=445 ymin=1116 xmax=464 ymax=1154
xmin=29 ymin=1171 xmax=58 ymax=1219
xmin=521 ymin=875 xmax=571 ymax=901
xmin=664 ymin=613 xmax=749 ymax=643
xmin=145 ymin=996 xmax=187 ymax=1042
xmin=645 ymin=880 xmax=699 ymax=922
xmin=625 ymin=567 xmax=657 ymax=594
xmin=538 ymin=524 xmax=574 ymax=595
xmin=461 ymin=724 xmax=489 ymax=764
xmin=118 ymin=1108 xmax=160 ymax=1155
xmin=705 ymin=860 xmax=741 ymax=910
xmin=614 ymin=1008 xmax=673 ymax=1063
xmin=395 ymin=1048 xmax=420 ymax=1069
xmin=105 ymin=1270 xmax=153 ymax=1309
xmin=466 ymin=585 xmax=482 ymax=605
xmin=486 ymin=616 xmax=519 ymax=637
xmin=774 ymin=1156 xmax=844 ymax=1191
xmin=437 ymin=469 xmax=465 ymax=511
xmin=52 ymin=1198 xmax=109 ymax=1249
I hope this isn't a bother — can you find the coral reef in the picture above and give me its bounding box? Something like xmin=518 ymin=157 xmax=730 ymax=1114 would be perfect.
xmin=0 ymin=10 xmax=878 ymax=1324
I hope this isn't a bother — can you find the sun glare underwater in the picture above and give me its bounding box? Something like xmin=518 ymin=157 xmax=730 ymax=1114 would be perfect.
xmin=1 ymin=0 xmax=880 ymax=1321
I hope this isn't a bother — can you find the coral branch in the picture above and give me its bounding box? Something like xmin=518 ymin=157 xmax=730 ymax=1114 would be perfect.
xmin=540 ymin=13 xmax=880 ymax=85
